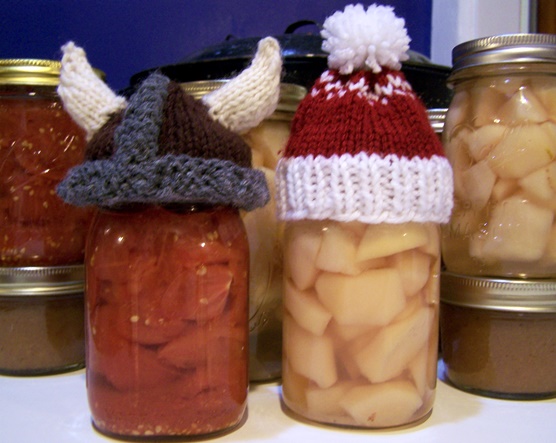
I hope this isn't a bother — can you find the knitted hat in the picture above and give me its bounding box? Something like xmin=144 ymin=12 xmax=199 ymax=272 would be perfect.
xmin=56 ymin=38 xmax=282 ymax=211
xmin=275 ymin=4 xmax=453 ymax=224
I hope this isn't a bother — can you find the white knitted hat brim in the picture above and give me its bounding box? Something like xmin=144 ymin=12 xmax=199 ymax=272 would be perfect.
xmin=275 ymin=152 xmax=454 ymax=224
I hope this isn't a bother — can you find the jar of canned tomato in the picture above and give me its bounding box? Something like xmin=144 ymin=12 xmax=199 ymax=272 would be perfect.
xmin=86 ymin=204 xmax=249 ymax=437
xmin=0 ymin=59 xmax=95 ymax=266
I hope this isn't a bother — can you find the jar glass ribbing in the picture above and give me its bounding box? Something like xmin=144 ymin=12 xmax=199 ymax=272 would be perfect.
xmin=0 ymin=59 xmax=95 ymax=266
xmin=85 ymin=205 xmax=249 ymax=439
xmin=281 ymin=219 xmax=440 ymax=428
xmin=441 ymin=34 xmax=556 ymax=278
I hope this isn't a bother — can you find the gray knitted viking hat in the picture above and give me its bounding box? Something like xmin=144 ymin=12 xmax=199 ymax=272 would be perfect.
xmin=56 ymin=39 xmax=282 ymax=211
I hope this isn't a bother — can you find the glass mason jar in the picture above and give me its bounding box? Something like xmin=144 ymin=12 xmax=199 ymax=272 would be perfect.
xmin=182 ymin=81 xmax=306 ymax=382
xmin=85 ymin=204 xmax=249 ymax=439
xmin=441 ymin=272 xmax=556 ymax=400
xmin=442 ymin=34 xmax=556 ymax=278
xmin=281 ymin=219 xmax=441 ymax=428
xmin=0 ymin=265 xmax=85 ymax=375
xmin=0 ymin=59 xmax=95 ymax=266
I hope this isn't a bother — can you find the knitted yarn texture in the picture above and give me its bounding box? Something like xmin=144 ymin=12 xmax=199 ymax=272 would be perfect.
xmin=275 ymin=3 xmax=453 ymax=225
xmin=57 ymin=72 xmax=269 ymax=211
xmin=321 ymin=3 xmax=410 ymax=74
xmin=57 ymin=42 xmax=127 ymax=140
xmin=202 ymin=37 xmax=282 ymax=134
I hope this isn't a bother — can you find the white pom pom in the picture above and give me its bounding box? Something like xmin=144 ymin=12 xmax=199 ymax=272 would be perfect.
xmin=321 ymin=3 xmax=410 ymax=74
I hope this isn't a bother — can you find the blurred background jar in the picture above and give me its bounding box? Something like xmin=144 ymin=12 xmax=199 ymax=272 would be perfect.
xmin=441 ymin=34 xmax=556 ymax=278
xmin=0 ymin=59 xmax=95 ymax=267
xmin=440 ymin=272 xmax=556 ymax=400
xmin=182 ymin=80 xmax=306 ymax=382
xmin=0 ymin=265 xmax=85 ymax=375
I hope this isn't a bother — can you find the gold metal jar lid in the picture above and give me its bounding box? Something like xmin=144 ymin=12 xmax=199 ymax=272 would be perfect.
xmin=441 ymin=272 xmax=556 ymax=313
xmin=0 ymin=265 xmax=84 ymax=296
xmin=0 ymin=59 xmax=104 ymax=86
xmin=180 ymin=80 xmax=306 ymax=113
xmin=451 ymin=33 xmax=556 ymax=74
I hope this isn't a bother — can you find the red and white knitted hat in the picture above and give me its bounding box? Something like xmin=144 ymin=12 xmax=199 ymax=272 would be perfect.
xmin=276 ymin=3 xmax=453 ymax=224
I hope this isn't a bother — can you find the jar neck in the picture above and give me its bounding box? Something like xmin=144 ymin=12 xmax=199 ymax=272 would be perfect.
xmin=448 ymin=62 xmax=556 ymax=88
xmin=99 ymin=202 xmax=220 ymax=214
xmin=0 ymin=84 xmax=58 ymax=100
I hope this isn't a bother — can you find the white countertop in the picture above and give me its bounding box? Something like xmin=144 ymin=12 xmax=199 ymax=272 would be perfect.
xmin=1 ymin=361 xmax=555 ymax=443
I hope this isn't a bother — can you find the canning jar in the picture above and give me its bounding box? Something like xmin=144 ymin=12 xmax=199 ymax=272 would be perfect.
xmin=441 ymin=272 xmax=556 ymax=399
xmin=0 ymin=59 xmax=95 ymax=266
xmin=442 ymin=34 xmax=556 ymax=278
xmin=85 ymin=204 xmax=249 ymax=439
xmin=182 ymin=80 xmax=306 ymax=382
xmin=0 ymin=265 xmax=84 ymax=375
xmin=281 ymin=220 xmax=441 ymax=428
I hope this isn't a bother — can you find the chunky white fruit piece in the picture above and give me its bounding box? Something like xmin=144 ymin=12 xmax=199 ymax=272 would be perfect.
xmin=315 ymin=268 xmax=406 ymax=326
xmin=444 ymin=89 xmax=469 ymax=130
xmin=250 ymin=146 xmax=265 ymax=168
xmin=354 ymin=306 xmax=432 ymax=383
xmin=419 ymin=223 xmax=440 ymax=257
xmin=491 ymin=178 xmax=519 ymax=202
xmin=487 ymin=123 xmax=556 ymax=179
xmin=475 ymin=195 xmax=554 ymax=262
xmin=306 ymin=381 xmax=357 ymax=417
xmin=498 ymin=87 xmax=549 ymax=124
xmin=530 ymin=77 xmax=556 ymax=117
xmin=356 ymin=223 xmax=429 ymax=262
xmin=389 ymin=250 xmax=431 ymax=297
xmin=244 ymin=120 xmax=291 ymax=169
xmin=316 ymin=223 xmax=361 ymax=275
xmin=519 ymin=162 xmax=556 ymax=207
xmin=408 ymin=345 xmax=429 ymax=397
xmin=339 ymin=380 xmax=423 ymax=427
xmin=282 ymin=361 xmax=309 ymax=409
xmin=467 ymin=124 xmax=506 ymax=162
xmin=329 ymin=319 xmax=377 ymax=342
xmin=458 ymin=160 xmax=496 ymax=210
xmin=285 ymin=223 xmax=322 ymax=290
xmin=285 ymin=315 xmax=338 ymax=388
xmin=470 ymin=83 xmax=507 ymax=127
xmin=446 ymin=129 xmax=472 ymax=193
xmin=284 ymin=280 xmax=332 ymax=336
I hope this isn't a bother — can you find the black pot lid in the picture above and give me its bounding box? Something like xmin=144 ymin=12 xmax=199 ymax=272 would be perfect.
xmin=128 ymin=23 xmax=452 ymax=109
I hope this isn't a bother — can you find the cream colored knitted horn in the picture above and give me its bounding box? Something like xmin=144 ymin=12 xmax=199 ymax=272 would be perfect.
xmin=57 ymin=42 xmax=127 ymax=140
xmin=202 ymin=37 xmax=282 ymax=134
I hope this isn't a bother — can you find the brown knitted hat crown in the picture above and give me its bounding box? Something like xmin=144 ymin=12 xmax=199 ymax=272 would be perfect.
xmin=57 ymin=72 xmax=268 ymax=210
xmin=86 ymin=81 xmax=252 ymax=168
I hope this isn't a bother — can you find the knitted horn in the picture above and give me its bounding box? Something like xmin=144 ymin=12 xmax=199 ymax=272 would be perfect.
xmin=57 ymin=42 xmax=128 ymax=140
xmin=202 ymin=37 xmax=282 ymax=134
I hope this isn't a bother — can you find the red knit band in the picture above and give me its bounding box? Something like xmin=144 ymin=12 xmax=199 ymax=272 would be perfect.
xmin=283 ymin=69 xmax=444 ymax=160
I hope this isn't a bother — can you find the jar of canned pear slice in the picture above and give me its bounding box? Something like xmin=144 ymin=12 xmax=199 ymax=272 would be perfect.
xmin=182 ymin=81 xmax=306 ymax=381
xmin=442 ymin=34 xmax=556 ymax=278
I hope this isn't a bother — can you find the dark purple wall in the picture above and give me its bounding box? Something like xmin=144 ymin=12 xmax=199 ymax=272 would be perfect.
xmin=0 ymin=0 xmax=432 ymax=91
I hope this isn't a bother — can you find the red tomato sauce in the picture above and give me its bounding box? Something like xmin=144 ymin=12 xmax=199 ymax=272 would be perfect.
xmin=0 ymin=94 xmax=93 ymax=265
xmin=86 ymin=205 xmax=249 ymax=438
